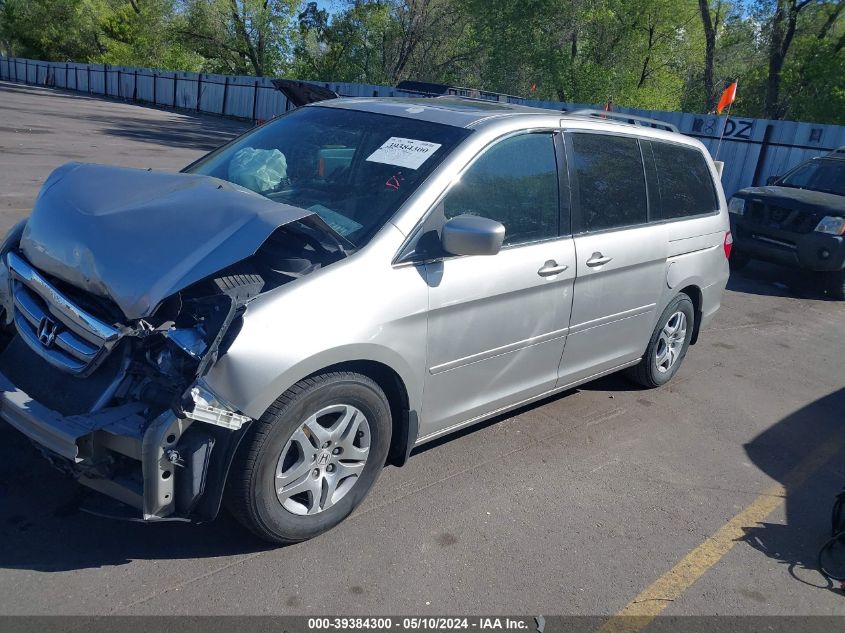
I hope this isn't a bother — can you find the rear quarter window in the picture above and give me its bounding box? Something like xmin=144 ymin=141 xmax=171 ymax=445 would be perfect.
xmin=650 ymin=141 xmax=718 ymax=220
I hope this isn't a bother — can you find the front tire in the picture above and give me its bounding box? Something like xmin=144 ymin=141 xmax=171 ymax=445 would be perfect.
xmin=628 ymin=294 xmax=694 ymax=388
xmin=226 ymin=372 xmax=392 ymax=544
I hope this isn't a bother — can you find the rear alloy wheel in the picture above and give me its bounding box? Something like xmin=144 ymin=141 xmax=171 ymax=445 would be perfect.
xmin=226 ymin=372 xmax=391 ymax=544
xmin=654 ymin=311 xmax=688 ymax=375
xmin=628 ymin=294 xmax=694 ymax=388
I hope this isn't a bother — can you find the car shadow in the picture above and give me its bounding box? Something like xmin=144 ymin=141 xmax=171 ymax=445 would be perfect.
xmin=571 ymin=372 xmax=646 ymax=393
xmin=2 ymin=385 xmax=843 ymax=575
xmin=83 ymin=113 xmax=249 ymax=151
xmin=411 ymin=373 xmax=644 ymax=458
xmin=728 ymin=260 xmax=834 ymax=301
xmin=741 ymin=388 xmax=845 ymax=594
xmin=0 ymin=80 xmax=250 ymax=152
xmin=0 ymin=421 xmax=273 ymax=571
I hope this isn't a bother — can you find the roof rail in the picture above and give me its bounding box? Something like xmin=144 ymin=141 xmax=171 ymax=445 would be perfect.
xmin=565 ymin=109 xmax=679 ymax=133
xmin=826 ymin=146 xmax=845 ymax=158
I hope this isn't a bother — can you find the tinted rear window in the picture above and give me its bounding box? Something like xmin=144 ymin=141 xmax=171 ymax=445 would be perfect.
xmin=651 ymin=141 xmax=718 ymax=219
xmin=569 ymin=133 xmax=648 ymax=231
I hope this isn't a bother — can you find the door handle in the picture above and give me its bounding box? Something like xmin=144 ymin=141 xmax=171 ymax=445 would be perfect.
xmin=537 ymin=260 xmax=569 ymax=277
xmin=586 ymin=252 xmax=613 ymax=267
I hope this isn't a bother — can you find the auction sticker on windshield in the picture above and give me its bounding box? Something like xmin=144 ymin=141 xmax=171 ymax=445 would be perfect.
xmin=366 ymin=137 xmax=442 ymax=170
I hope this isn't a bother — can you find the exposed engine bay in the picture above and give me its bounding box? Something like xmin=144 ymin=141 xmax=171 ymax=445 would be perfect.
xmin=0 ymin=164 xmax=347 ymax=522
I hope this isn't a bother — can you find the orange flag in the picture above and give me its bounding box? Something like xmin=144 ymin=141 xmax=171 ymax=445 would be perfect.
xmin=716 ymin=81 xmax=737 ymax=114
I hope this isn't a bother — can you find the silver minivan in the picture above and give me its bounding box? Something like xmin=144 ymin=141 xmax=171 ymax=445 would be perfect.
xmin=0 ymin=98 xmax=730 ymax=543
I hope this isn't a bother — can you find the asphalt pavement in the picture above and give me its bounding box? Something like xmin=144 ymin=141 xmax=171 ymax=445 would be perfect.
xmin=0 ymin=80 xmax=843 ymax=618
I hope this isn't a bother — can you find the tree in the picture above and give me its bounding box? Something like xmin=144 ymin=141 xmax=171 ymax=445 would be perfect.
xmin=177 ymin=0 xmax=299 ymax=76
xmin=96 ymin=0 xmax=201 ymax=70
xmin=2 ymin=0 xmax=843 ymax=124
xmin=0 ymin=0 xmax=105 ymax=61
xmin=0 ymin=0 xmax=198 ymax=70
xmin=770 ymin=0 xmax=845 ymax=120
xmin=298 ymin=1 xmax=328 ymax=35
xmin=765 ymin=0 xmax=814 ymax=117
xmin=698 ymin=0 xmax=728 ymax=111
xmin=293 ymin=0 xmax=474 ymax=85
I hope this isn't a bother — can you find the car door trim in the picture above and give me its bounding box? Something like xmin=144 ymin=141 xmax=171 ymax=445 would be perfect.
xmin=415 ymin=357 xmax=641 ymax=444
xmin=568 ymin=303 xmax=657 ymax=335
xmin=428 ymin=326 xmax=570 ymax=375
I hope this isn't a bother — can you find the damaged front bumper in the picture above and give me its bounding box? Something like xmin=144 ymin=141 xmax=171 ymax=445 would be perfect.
xmin=0 ymin=164 xmax=350 ymax=524
xmin=0 ymin=372 xmax=250 ymax=521
xmin=0 ymin=248 xmax=256 ymax=523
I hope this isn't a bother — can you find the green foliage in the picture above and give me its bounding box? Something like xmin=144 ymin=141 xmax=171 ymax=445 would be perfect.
xmin=0 ymin=0 xmax=200 ymax=69
xmin=96 ymin=0 xmax=202 ymax=70
xmin=776 ymin=1 xmax=845 ymax=122
xmin=0 ymin=0 xmax=104 ymax=61
xmin=0 ymin=0 xmax=843 ymax=123
xmin=176 ymin=0 xmax=300 ymax=76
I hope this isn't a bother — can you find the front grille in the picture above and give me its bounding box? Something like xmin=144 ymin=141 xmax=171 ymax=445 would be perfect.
xmin=746 ymin=201 xmax=820 ymax=234
xmin=7 ymin=252 xmax=124 ymax=376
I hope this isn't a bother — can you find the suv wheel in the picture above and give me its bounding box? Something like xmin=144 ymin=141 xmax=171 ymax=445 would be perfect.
xmin=628 ymin=294 xmax=694 ymax=388
xmin=827 ymin=270 xmax=845 ymax=301
xmin=226 ymin=372 xmax=391 ymax=544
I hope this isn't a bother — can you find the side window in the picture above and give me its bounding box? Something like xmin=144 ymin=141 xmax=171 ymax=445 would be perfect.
xmin=443 ymin=133 xmax=559 ymax=246
xmin=651 ymin=141 xmax=718 ymax=219
xmin=569 ymin=133 xmax=648 ymax=231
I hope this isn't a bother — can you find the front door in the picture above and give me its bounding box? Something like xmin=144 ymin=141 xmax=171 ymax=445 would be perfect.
xmin=420 ymin=132 xmax=576 ymax=439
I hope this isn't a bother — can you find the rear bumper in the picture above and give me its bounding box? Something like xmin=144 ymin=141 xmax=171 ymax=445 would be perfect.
xmin=731 ymin=218 xmax=845 ymax=271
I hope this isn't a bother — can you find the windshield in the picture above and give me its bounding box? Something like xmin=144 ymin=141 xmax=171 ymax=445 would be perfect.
xmin=186 ymin=106 xmax=471 ymax=247
xmin=777 ymin=160 xmax=845 ymax=197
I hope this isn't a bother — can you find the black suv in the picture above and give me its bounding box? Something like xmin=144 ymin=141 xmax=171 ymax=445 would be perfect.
xmin=729 ymin=148 xmax=845 ymax=299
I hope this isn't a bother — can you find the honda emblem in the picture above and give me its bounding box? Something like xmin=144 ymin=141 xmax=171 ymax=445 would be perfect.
xmin=37 ymin=316 xmax=59 ymax=348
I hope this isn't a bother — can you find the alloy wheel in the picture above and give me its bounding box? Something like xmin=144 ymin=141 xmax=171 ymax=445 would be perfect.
xmin=275 ymin=404 xmax=371 ymax=515
xmin=655 ymin=311 xmax=687 ymax=374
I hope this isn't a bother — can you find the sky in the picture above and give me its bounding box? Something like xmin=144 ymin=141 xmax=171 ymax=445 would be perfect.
xmin=313 ymin=0 xmax=343 ymax=13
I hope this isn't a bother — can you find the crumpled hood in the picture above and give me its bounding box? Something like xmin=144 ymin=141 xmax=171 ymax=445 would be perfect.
xmin=734 ymin=185 xmax=845 ymax=215
xmin=20 ymin=163 xmax=313 ymax=320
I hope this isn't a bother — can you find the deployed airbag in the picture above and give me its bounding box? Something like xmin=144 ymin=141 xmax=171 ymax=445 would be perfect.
xmin=228 ymin=148 xmax=287 ymax=193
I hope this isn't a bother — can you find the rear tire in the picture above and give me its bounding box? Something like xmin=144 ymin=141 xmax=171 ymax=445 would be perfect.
xmin=827 ymin=270 xmax=845 ymax=301
xmin=628 ymin=294 xmax=694 ymax=388
xmin=226 ymin=372 xmax=392 ymax=544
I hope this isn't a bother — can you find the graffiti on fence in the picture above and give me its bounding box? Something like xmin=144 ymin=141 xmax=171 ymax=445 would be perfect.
xmin=690 ymin=117 xmax=755 ymax=140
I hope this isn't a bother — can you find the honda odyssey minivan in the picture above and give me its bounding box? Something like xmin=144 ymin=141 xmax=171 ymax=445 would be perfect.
xmin=0 ymin=98 xmax=730 ymax=543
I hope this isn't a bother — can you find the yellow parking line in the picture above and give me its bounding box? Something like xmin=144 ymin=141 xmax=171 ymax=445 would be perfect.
xmin=598 ymin=432 xmax=845 ymax=633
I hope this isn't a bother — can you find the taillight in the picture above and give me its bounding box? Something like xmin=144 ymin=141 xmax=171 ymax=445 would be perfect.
xmin=724 ymin=231 xmax=733 ymax=259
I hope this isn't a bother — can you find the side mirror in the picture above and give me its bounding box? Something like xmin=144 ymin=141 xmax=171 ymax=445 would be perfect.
xmin=766 ymin=175 xmax=780 ymax=185
xmin=441 ymin=215 xmax=505 ymax=257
